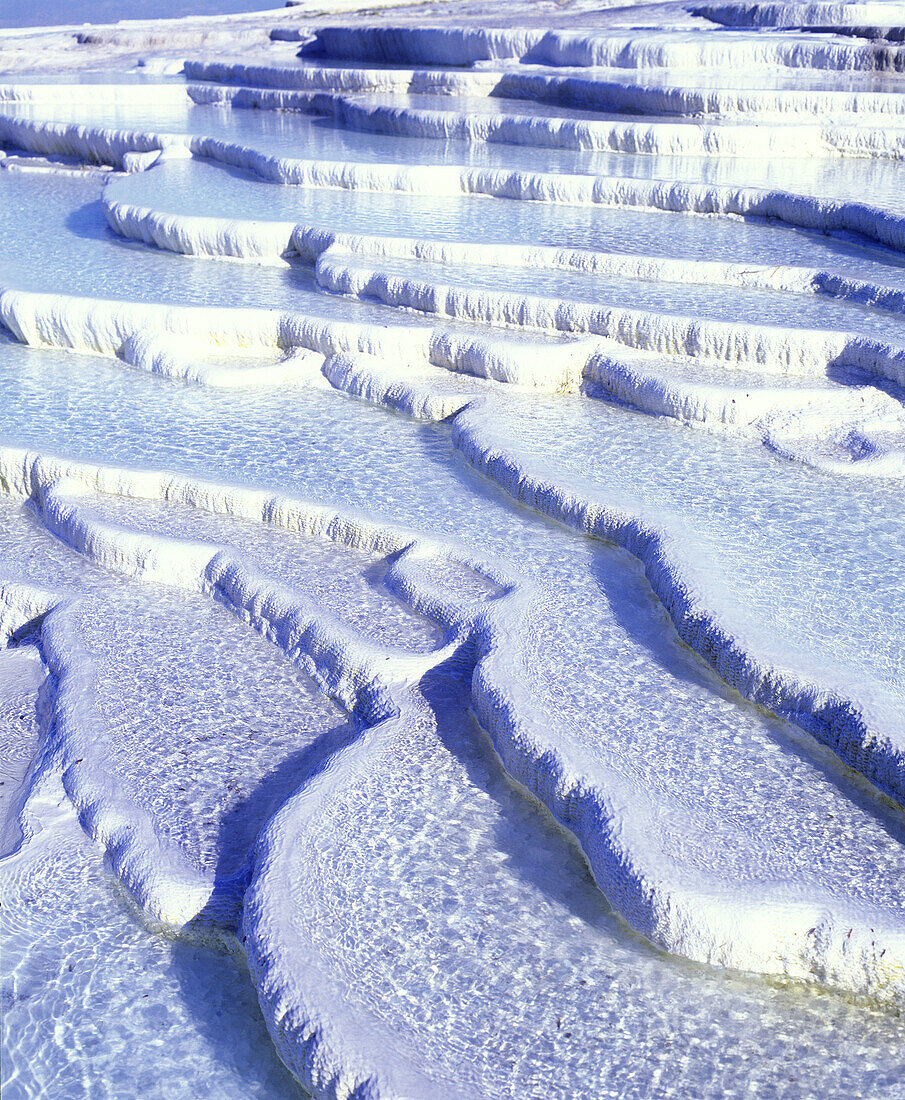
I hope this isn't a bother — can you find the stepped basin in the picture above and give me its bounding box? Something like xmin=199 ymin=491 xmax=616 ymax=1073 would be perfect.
xmin=2 ymin=80 xmax=905 ymax=211
xmin=453 ymin=389 xmax=905 ymax=793
xmin=63 ymin=491 xmax=442 ymax=652
xmin=107 ymin=157 xmax=905 ymax=286
xmin=184 ymin=56 xmax=905 ymax=94
xmin=2 ymin=512 xmax=903 ymax=1096
xmin=316 ymin=250 xmax=905 ymax=345
xmin=0 ymin=168 xmax=560 ymax=369
xmin=2 ymin=335 xmax=905 ymax=979
xmin=3 ymin=3 xmax=905 ymax=1094
xmin=244 ymin=667 xmax=905 ymax=1097
xmin=0 ymin=494 xmax=371 ymax=921
xmin=0 ymin=168 xmax=580 ymax=379
xmin=2 ymin=337 xmax=901 ymax=745
xmin=304 ymin=22 xmax=905 ymax=72
xmin=335 ymin=88 xmax=902 ymax=152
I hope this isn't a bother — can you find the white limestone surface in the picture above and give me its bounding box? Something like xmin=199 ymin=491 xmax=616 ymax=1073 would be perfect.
xmin=1 ymin=321 xmax=903 ymax=1097
xmin=4 ymin=446 xmax=905 ymax=1094
xmin=332 ymin=90 xmax=905 ymax=159
xmin=2 ymin=3 xmax=905 ymax=1097
xmin=244 ymin=668 xmax=905 ymax=1098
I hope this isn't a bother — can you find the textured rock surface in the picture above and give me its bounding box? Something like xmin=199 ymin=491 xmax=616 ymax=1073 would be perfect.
xmin=1 ymin=1 xmax=904 ymax=1096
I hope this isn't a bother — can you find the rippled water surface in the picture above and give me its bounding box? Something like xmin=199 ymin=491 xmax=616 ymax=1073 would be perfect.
xmin=1 ymin=796 xmax=304 ymax=1099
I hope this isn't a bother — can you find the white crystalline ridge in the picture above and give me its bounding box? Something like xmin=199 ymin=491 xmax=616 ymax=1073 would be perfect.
xmin=2 ymin=444 xmax=904 ymax=1095
xmin=0 ymin=449 xmax=493 ymax=910
xmin=4 ymin=104 xmax=905 ymax=249
xmin=182 ymin=58 xmax=905 ymax=117
xmin=692 ymin=2 xmax=905 ymax=29
xmin=4 ymin=218 xmax=904 ymax=476
xmin=96 ymin=187 xmax=905 ymax=316
xmin=3 ymin=101 xmax=904 ymax=463
xmin=305 ymin=20 xmax=905 ymax=69
xmin=2 ymin=6 xmax=905 ymax=1097
xmin=4 ymin=270 xmax=903 ymax=480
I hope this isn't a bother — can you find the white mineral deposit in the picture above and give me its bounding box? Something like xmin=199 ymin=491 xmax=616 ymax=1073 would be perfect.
xmin=0 ymin=0 xmax=903 ymax=1097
